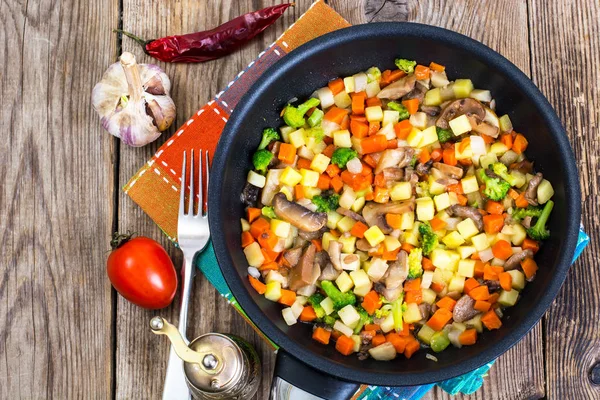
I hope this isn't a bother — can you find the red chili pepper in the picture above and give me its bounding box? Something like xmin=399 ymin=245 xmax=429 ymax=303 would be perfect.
xmin=115 ymin=3 xmax=294 ymax=63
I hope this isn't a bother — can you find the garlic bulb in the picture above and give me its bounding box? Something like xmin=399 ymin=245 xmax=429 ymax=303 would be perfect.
xmin=92 ymin=52 xmax=176 ymax=147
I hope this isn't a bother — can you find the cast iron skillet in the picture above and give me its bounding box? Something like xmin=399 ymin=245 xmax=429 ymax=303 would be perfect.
xmin=209 ymin=23 xmax=581 ymax=398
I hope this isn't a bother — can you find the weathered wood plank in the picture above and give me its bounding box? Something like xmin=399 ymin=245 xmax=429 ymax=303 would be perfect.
xmin=528 ymin=1 xmax=600 ymax=399
xmin=0 ymin=0 xmax=118 ymax=398
xmin=115 ymin=1 xmax=313 ymax=398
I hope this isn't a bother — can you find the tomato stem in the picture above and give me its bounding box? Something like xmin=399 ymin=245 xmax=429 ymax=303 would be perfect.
xmin=111 ymin=231 xmax=135 ymax=249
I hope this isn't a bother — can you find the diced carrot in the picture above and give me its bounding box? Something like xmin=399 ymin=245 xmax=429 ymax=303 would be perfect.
xmin=483 ymin=214 xmax=505 ymax=234
xmin=362 ymin=154 xmax=377 ymax=168
xmin=387 ymin=139 xmax=398 ymax=149
xmin=397 ymin=322 xmax=412 ymax=336
xmin=471 ymin=252 xmax=481 ymax=260
xmin=515 ymin=192 xmax=529 ymax=208
xmin=299 ymin=305 xmax=317 ymax=322
xmin=500 ymin=133 xmax=513 ymax=149
xmin=399 ymin=280 xmax=419 ymax=295
xmin=350 ymin=221 xmax=369 ymax=238
xmin=404 ymin=338 xmax=421 ymax=359
xmin=313 ymin=327 xmax=331 ymax=345
xmin=405 ymin=290 xmax=423 ymax=305
xmin=351 ymin=114 xmax=368 ymax=123
xmin=368 ymin=121 xmax=380 ymax=136
xmin=374 ymin=172 xmax=385 ymax=187
xmin=419 ymin=148 xmax=431 ymax=164
xmin=247 ymin=207 xmax=262 ymax=223
xmin=331 ymin=330 xmax=342 ymax=341
xmin=323 ymin=136 xmax=333 ymax=145
xmin=328 ymin=78 xmax=345 ymax=95
xmin=428 ymin=217 xmax=446 ymax=232
xmin=297 ymin=158 xmax=312 ymax=170
xmin=330 ymin=175 xmax=344 ymax=193
xmin=362 ymin=290 xmax=383 ymax=315
xmin=323 ymin=144 xmax=336 ymax=158
xmin=473 ymin=260 xmax=485 ymax=278
xmin=481 ymin=310 xmax=502 ymax=330
xmin=431 ymin=148 xmax=443 ymax=162
xmin=464 ymin=278 xmax=480 ymax=294
xmin=317 ymin=174 xmax=331 ymax=190
xmin=414 ymin=65 xmax=431 ymax=80
xmin=248 ymin=275 xmax=266 ymax=294
xmin=371 ymin=245 xmax=384 ymax=257
xmin=366 ymin=97 xmax=382 ymax=107
xmin=324 ymin=106 xmax=349 ymax=125
xmin=394 ymin=119 xmax=413 ymax=139
xmin=361 ymin=134 xmax=388 ymax=154
xmin=468 ymin=285 xmax=490 ymax=301
xmin=436 ymin=296 xmax=457 ymax=311
xmin=499 ymin=272 xmax=513 ymax=291
xmin=459 ymin=329 xmax=478 ymax=345
xmin=492 ymin=239 xmax=513 ymax=260
xmin=488 ymin=292 xmax=500 ymax=304
xmin=429 ymin=62 xmax=445 ymax=72
xmin=365 ymin=324 xmax=381 ymax=332
xmin=483 ymin=263 xmax=499 ymax=281
xmin=521 ymin=258 xmax=539 ymax=279
xmin=402 ymin=98 xmax=419 ymax=115
xmin=522 ymin=238 xmax=540 ymax=253
xmin=325 ymin=164 xmax=340 ymax=178
xmin=458 ymin=137 xmax=471 ymax=154
xmin=401 ymin=242 xmax=415 ymax=253
xmin=257 ymin=229 xmax=278 ymax=250
xmin=457 ymin=194 xmax=468 ymax=206
xmin=512 ymin=133 xmax=528 ymax=154
xmin=259 ymin=261 xmax=278 ymax=271
xmin=474 ymin=300 xmax=491 ymax=313
xmin=294 ymin=185 xmax=305 ymax=200
xmin=241 ymin=231 xmax=255 ymax=248
xmin=278 ymin=289 xmax=297 ymax=306
xmin=382 ymin=248 xmax=400 ymax=261
xmin=422 ymin=257 xmax=435 ymax=272
xmin=340 ymin=114 xmax=350 ymax=130
xmin=430 ymin=282 xmax=445 ymax=293
xmin=249 ymin=217 xmax=270 ymax=238
xmin=261 ymin=248 xmax=276 ymax=263
xmin=335 ymin=335 xmax=355 ymax=356
xmin=380 ymin=70 xmax=392 ymax=86
xmin=485 ymin=200 xmax=505 ymax=215
xmin=278 ymin=143 xmax=296 ymax=165
xmin=480 ymin=133 xmax=495 ymax=144
xmin=361 ymin=163 xmax=373 ymax=175
xmin=311 ymin=239 xmax=323 ymax=252
xmin=447 ymin=183 xmax=464 ymax=194
xmin=386 ymin=333 xmax=407 ymax=353
xmin=373 ymin=187 xmax=389 ymax=203
xmin=350 ymin=119 xmax=369 ymax=138
xmin=381 ymin=214 xmax=402 ymax=231
xmin=427 ymin=308 xmax=453 ymax=331
xmin=443 ymin=147 xmax=457 ymax=166
xmin=351 ymin=92 xmax=366 ymax=115
xmin=372 ymin=334 xmax=387 ymax=347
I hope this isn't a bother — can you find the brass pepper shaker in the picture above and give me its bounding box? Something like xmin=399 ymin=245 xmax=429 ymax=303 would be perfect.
xmin=150 ymin=317 xmax=261 ymax=400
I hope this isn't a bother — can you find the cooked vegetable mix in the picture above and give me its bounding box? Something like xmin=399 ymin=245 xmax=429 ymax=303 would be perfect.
xmin=240 ymin=59 xmax=555 ymax=361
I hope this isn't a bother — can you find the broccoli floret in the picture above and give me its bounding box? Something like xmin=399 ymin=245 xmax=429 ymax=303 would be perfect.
xmin=321 ymin=280 xmax=356 ymax=309
xmin=416 ymin=181 xmax=430 ymax=198
xmin=283 ymin=98 xmax=321 ymax=128
xmin=306 ymin=126 xmax=325 ymax=143
xmin=312 ymin=193 xmax=340 ymax=213
xmin=491 ymin=162 xmax=518 ymax=186
xmin=409 ymin=155 xmax=418 ymax=168
xmin=261 ymin=206 xmax=277 ymax=219
xmin=407 ymin=248 xmax=423 ymax=279
xmin=308 ymin=293 xmax=326 ymax=319
xmin=395 ymin=58 xmax=417 ymax=74
xmin=436 ymin=127 xmax=454 ymax=144
xmin=258 ymin=127 xmax=280 ymax=150
xmin=418 ymin=222 xmax=438 ymax=256
xmin=307 ymin=108 xmax=324 ymax=128
xmin=367 ymin=66 xmax=382 ymax=83
xmin=323 ymin=314 xmax=338 ymax=327
xmin=526 ymin=200 xmax=554 ymax=241
xmin=387 ymin=101 xmax=410 ymax=120
xmin=331 ymin=148 xmax=358 ymax=168
xmin=353 ymin=306 xmax=373 ymax=334
xmin=478 ymin=169 xmax=511 ymax=201
xmin=375 ymin=304 xmax=392 ymax=319
xmin=252 ymin=149 xmax=273 ymax=174
xmin=511 ymin=205 xmax=543 ymax=222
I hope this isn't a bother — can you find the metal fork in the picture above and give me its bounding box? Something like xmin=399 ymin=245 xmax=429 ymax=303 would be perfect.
xmin=162 ymin=149 xmax=211 ymax=400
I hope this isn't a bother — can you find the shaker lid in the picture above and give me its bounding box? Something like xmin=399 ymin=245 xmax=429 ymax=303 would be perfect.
xmin=184 ymin=333 xmax=244 ymax=393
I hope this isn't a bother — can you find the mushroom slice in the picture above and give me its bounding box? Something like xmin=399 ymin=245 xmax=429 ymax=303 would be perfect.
xmin=336 ymin=207 xmax=367 ymax=224
xmin=362 ymin=198 xmax=416 ymax=234
xmin=382 ymin=167 xmax=404 ymax=183
xmin=273 ymin=193 xmax=327 ymax=232
xmin=288 ymin=244 xmax=317 ymax=291
xmin=436 ymin=98 xmax=486 ymax=129
xmin=524 ymin=173 xmax=543 ymax=206
xmin=398 ymin=147 xmax=415 ymax=168
xmin=385 ymin=250 xmax=409 ymax=290
xmin=381 ymin=285 xmax=403 ymax=303
xmin=447 ymin=205 xmax=483 ymax=231
xmin=375 ymin=148 xmax=407 ymax=174
xmin=319 ymin=262 xmax=341 ymax=281
xmin=283 ymin=247 xmax=303 ymax=268
xmin=453 ymin=295 xmax=480 ymax=323
xmin=327 ymin=240 xmax=343 ymax=271
xmin=504 ymin=249 xmax=534 ymax=271
xmin=432 ymin=162 xmax=464 ymax=179
xmin=377 ymin=75 xmax=417 ymax=100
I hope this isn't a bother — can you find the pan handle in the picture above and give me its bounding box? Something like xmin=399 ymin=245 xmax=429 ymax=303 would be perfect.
xmin=268 ymin=350 xmax=360 ymax=400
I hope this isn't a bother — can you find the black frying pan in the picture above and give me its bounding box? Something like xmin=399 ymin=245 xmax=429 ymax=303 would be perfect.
xmin=209 ymin=23 xmax=581 ymax=399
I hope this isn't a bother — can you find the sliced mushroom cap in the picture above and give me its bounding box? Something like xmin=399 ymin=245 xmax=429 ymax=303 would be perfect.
xmin=336 ymin=207 xmax=367 ymax=224
xmin=401 ymin=80 xmax=427 ymax=103
xmin=319 ymin=262 xmax=341 ymax=281
xmin=504 ymin=249 xmax=534 ymax=271
xmin=525 ymin=173 xmax=543 ymax=206
xmin=356 ymin=238 xmax=375 ymax=252
xmin=298 ymin=226 xmax=327 ymax=241
xmin=377 ymin=75 xmax=417 ymax=100
xmin=382 ymin=167 xmax=404 ymax=183
xmin=432 ymin=162 xmax=464 ymax=179
xmin=453 ymin=295 xmax=480 ymax=322
xmin=381 ymin=285 xmax=403 ymax=303
xmin=511 ymin=160 xmax=534 ymax=174
xmin=447 ymin=204 xmax=483 ymax=231
xmin=288 ymin=244 xmax=317 ymax=291
xmin=362 ymin=198 xmax=416 ymax=234
xmin=416 ymin=160 xmax=433 ymax=177
xmin=421 ymin=105 xmax=441 ymax=116
xmin=375 ymin=148 xmax=407 ymax=174
xmin=436 ymin=98 xmax=486 ymax=129
xmin=283 ymin=247 xmax=303 ymax=268
xmin=418 ymin=303 xmax=432 ymax=321
xmin=385 ymin=250 xmax=409 ymax=289
xmin=273 ymin=193 xmax=327 ymax=232
xmin=398 ymin=147 xmax=415 ymax=168
xmin=327 ymin=240 xmax=343 ymax=271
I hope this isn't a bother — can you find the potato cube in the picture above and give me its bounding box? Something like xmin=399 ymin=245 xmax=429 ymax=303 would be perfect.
xmin=281 ymin=307 xmax=298 ymax=326
xmin=409 ymin=112 xmax=427 ymax=130
xmin=336 ymin=271 xmax=354 ymax=293
xmin=300 ymin=168 xmax=320 ymax=187
xmin=461 ymin=175 xmax=479 ymax=194
xmin=498 ymin=289 xmax=519 ymax=307
xmin=448 ymin=276 xmax=466 ymax=292
xmin=479 ymin=153 xmax=498 ymax=169
xmin=511 ymin=223 xmax=527 ymax=246
xmin=490 ymin=142 xmax=509 ymax=155
xmin=321 ymin=232 xmax=336 ymax=252
xmin=350 ymin=269 xmax=370 ymax=288
xmin=471 ymin=233 xmax=490 ymax=251
xmin=422 ymin=288 xmax=437 ymax=305
xmin=434 ymin=193 xmax=451 ymax=211
xmin=280 ymin=125 xmax=295 ymax=143
xmin=400 ymin=212 xmax=415 ymax=230
xmin=351 ymin=196 xmax=366 ymax=212
xmin=310 ymin=153 xmax=331 ymax=173
xmin=455 ymin=141 xmax=473 ymax=160
xmin=449 ymin=114 xmax=472 ymax=136
xmin=326 ymin=211 xmax=343 ymax=230
xmin=264 ymin=281 xmax=282 ymax=302
xmin=343 ymin=76 xmax=355 ymax=93
xmin=430 ymin=71 xmax=449 ymax=88
xmin=457 ymin=259 xmax=476 ymax=278
xmin=379 ymin=122 xmax=396 ymax=140
xmin=333 ymin=320 xmax=354 ymax=337
xmin=424 ymin=87 xmax=443 ymax=106
xmin=365 ymin=258 xmax=389 ymax=281
xmin=247 ymin=170 xmax=266 ymax=188
xmin=384 ymin=236 xmax=401 ymax=252
xmin=537 ymin=179 xmax=554 ymax=204
xmin=420 ymin=126 xmax=439 ymax=147
xmin=365 ymin=80 xmax=381 ymax=98
xmin=337 ymin=216 xmax=357 ymax=233
xmin=417 ymin=324 xmax=436 ymax=344
xmin=244 ymin=242 xmax=265 ymax=267
xmin=442 ymin=231 xmax=465 ymax=249
xmin=453 ymin=79 xmax=474 ymax=98
xmin=339 ymin=187 xmax=357 ymax=210
xmin=403 ymin=303 xmax=423 ymax=324
xmin=457 ymin=246 xmax=477 ymax=259
xmin=364 ymin=225 xmax=386 ymax=246
xmin=429 ymin=179 xmax=446 ymax=196
xmin=457 ymin=218 xmax=479 ymax=239
xmin=416 ymin=197 xmax=435 ymax=221
xmin=271 ymin=219 xmax=291 ymax=238
xmin=379 ymin=314 xmax=395 ymax=334
xmin=280 ymin=167 xmax=303 ymax=187
xmin=383 ymin=110 xmax=400 ymax=126
xmin=338 ymin=305 xmax=361 ymax=328
xmin=390 ymin=182 xmax=412 ymax=201
xmin=499 ymin=114 xmax=513 ymax=132
xmin=289 ymin=128 xmax=306 ymax=148
xmin=365 ymin=106 xmax=384 ymax=122
xmin=338 ymin=236 xmax=357 ymax=253
xmin=448 ymin=191 xmax=460 ymax=206
xmin=351 ymin=335 xmax=362 ymax=352
xmin=341 ymin=253 xmax=360 ymax=271
xmin=333 ymin=129 xmax=352 ymax=148
xmin=507 ymin=270 xmax=526 ymax=290
xmin=320 ymin=297 xmax=335 ymax=315
xmin=407 ymin=128 xmax=424 ymax=148
xmin=334 ymin=91 xmax=352 ymax=109
xmin=297 ymin=145 xmax=315 ymax=160
xmin=353 ymin=282 xmax=373 ymax=297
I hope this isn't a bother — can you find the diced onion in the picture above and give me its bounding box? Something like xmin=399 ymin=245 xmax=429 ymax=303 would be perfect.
xmin=426 ymin=353 xmax=439 ymax=362
xmin=346 ymin=157 xmax=363 ymax=174
xmin=445 ymin=218 xmax=461 ymax=230
xmin=491 ymin=257 xmax=505 ymax=267
xmin=470 ymin=135 xmax=486 ymax=156
xmin=353 ymin=72 xmax=368 ymax=92
xmin=316 ymin=87 xmax=335 ymax=109
xmin=478 ymin=247 xmax=494 ymax=262
xmin=421 ymin=270 xmax=434 ymax=289
xmin=448 ymin=329 xmax=462 ymax=348
xmin=247 ymin=267 xmax=260 ymax=279
xmin=297 ymin=285 xmax=316 ymax=297
xmin=321 ymin=119 xmax=340 ymax=137
xmin=247 ymin=170 xmax=266 ymax=188
xmin=282 ymin=307 xmax=298 ymax=326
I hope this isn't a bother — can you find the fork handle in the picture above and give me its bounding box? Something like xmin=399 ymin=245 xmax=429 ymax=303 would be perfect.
xmin=162 ymin=255 xmax=196 ymax=400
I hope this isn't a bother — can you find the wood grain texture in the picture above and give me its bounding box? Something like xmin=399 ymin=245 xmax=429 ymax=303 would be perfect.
xmin=115 ymin=1 xmax=313 ymax=399
xmin=0 ymin=0 xmax=118 ymax=398
xmin=528 ymin=1 xmax=600 ymax=399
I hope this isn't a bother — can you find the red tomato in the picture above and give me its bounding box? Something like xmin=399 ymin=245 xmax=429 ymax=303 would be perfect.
xmin=107 ymin=235 xmax=177 ymax=309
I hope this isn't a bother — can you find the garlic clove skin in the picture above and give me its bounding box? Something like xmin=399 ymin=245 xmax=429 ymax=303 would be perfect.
xmin=92 ymin=52 xmax=176 ymax=147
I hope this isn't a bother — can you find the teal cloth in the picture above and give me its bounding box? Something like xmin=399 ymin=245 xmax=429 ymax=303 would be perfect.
xmin=196 ymin=228 xmax=589 ymax=397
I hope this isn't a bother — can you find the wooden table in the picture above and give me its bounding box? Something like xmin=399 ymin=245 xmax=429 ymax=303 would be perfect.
xmin=2 ymin=0 xmax=599 ymax=398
